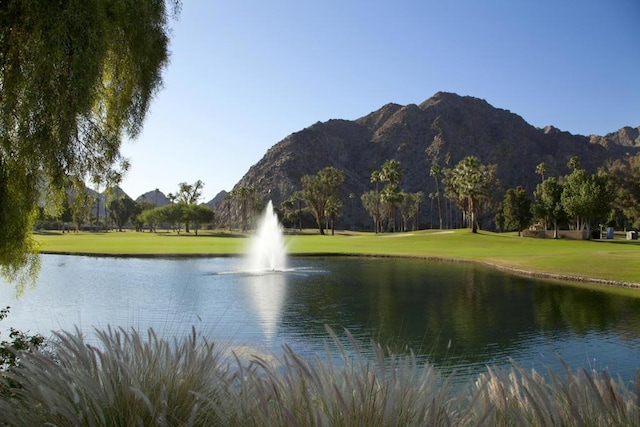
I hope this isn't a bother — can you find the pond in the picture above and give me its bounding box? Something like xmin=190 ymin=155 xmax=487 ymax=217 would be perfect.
xmin=1 ymin=254 xmax=639 ymax=384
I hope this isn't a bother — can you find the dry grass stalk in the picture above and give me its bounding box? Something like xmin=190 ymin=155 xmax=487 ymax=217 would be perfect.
xmin=0 ymin=327 xmax=638 ymax=426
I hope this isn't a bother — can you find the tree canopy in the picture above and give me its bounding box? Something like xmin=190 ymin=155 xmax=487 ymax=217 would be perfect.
xmin=0 ymin=0 xmax=181 ymax=285
xmin=300 ymin=167 xmax=344 ymax=235
xmin=561 ymin=168 xmax=611 ymax=235
xmin=533 ymin=177 xmax=565 ymax=238
xmin=501 ymin=186 xmax=532 ymax=236
xmin=444 ymin=156 xmax=498 ymax=233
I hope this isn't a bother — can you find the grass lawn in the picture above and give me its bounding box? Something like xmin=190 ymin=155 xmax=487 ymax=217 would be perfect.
xmin=34 ymin=229 xmax=640 ymax=287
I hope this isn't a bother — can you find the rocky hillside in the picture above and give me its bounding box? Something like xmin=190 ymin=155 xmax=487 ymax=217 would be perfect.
xmin=223 ymin=92 xmax=639 ymax=228
xmin=136 ymin=189 xmax=171 ymax=207
xmin=204 ymin=190 xmax=228 ymax=210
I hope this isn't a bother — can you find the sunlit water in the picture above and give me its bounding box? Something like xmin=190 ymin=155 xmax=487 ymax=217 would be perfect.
xmin=1 ymin=255 xmax=639 ymax=385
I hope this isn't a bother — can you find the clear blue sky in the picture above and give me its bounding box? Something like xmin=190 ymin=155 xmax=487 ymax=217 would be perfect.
xmin=120 ymin=0 xmax=640 ymax=201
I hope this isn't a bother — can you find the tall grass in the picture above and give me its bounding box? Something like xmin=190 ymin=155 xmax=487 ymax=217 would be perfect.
xmin=1 ymin=327 xmax=638 ymax=426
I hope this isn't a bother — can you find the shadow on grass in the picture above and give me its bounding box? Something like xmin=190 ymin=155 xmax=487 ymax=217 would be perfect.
xmin=158 ymin=231 xmax=248 ymax=239
xmin=593 ymin=239 xmax=640 ymax=246
xmin=34 ymin=230 xmax=112 ymax=236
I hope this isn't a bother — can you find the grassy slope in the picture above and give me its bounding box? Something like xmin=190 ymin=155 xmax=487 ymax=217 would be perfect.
xmin=34 ymin=229 xmax=640 ymax=286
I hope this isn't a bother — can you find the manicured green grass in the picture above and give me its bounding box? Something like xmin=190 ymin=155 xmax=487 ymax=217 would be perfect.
xmin=34 ymin=230 xmax=247 ymax=255
xmin=33 ymin=229 xmax=640 ymax=286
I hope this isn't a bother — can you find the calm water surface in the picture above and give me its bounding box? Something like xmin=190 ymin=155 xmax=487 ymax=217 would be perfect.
xmin=1 ymin=255 xmax=639 ymax=383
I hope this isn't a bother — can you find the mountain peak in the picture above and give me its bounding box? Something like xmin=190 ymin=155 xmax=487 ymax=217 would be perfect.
xmin=218 ymin=92 xmax=639 ymax=228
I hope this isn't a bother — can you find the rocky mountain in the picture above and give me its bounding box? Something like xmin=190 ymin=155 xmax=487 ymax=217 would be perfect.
xmin=222 ymin=92 xmax=640 ymax=228
xmin=590 ymin=126 xmax=640 ymax=148
xmin=135 ymin=189 xmax=170 ymax=207
xmin=204 ymin=190 xmax=228 ymax=209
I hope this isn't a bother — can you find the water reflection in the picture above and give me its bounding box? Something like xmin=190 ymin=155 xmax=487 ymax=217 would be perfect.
xmin=279 ymin=257 xmax=640 ymax=378
xmin=1 ymin=255 xmax=639 ymax=383
xmin=244 ymin=272 xmax=287 ymax=343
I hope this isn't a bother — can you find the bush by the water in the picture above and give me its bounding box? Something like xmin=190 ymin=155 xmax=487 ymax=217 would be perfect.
xmin=0 ymin=326 xmax=638 ymax=426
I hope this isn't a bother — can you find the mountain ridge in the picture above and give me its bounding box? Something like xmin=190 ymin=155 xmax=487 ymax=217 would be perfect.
xmin=221 ymin=92 xmax=639 ymax=228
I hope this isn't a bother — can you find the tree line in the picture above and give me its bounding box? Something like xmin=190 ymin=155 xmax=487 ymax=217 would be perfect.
xmin=272 ymin=153 xmax=640 ymax=238
xmin=37 ymin=180 xmax=214 ymax=236
xmin=38 ymin=151 xmax=639 ymax=241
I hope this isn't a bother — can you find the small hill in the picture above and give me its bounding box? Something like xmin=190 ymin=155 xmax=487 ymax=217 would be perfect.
xmin=136 ymin=190 xmax=170 ymax=207
xmin=204 ymin=190 xmax=228 ymax=210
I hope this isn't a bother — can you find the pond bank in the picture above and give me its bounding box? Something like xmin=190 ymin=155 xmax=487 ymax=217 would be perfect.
xmin=40 ymin=250 xmax=640 ymax=291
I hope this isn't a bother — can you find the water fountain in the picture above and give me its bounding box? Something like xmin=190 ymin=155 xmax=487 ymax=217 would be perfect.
xmin=244 ymin=200 xmax=287 ymax=272
xmin=242 ymin=200 xmax=288 ymax=342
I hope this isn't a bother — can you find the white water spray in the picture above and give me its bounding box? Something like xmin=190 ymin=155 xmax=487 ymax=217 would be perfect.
xmin=245 ymin=201 xmax=287 ymax=272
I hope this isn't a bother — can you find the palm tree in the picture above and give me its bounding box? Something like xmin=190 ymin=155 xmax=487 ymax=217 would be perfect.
xmin=535 ymin=162 xmax=547 ymax=183
xmin=370 ymin=170 xmax=384 ymax=233
xmin=371 ymin=170 xmax=383 ymax=195
xmin=412 ymin=191 xmax=424 ymax=231
xmin=361 ymin=191 xmax=382 ymax=233
xmin=446 ymin=156 xmax=496 ymax=233
xmin=430 ymin=163 xmax=443 ymax=229
xmin=231 ymin=185 xmax=257 ymax=232
xmin=568 ymin=156 xmax=581 ymax=171
xmin=91 ymin=174 xmax=103 ymax=229
xmin=381 ymin=160 xmax=403 ymax=232
xmin=381 ymin=160 xmax=402 ymax=185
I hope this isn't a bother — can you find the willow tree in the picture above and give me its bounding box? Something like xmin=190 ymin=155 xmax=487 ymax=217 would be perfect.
xmin=0 ymin=1 xmax=181 ymax=287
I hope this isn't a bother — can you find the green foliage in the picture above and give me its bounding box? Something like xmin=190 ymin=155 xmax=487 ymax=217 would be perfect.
xmin=561 ymin=168 xmax=611 ymax=233
xmin=444 ymin=156 xmax=499 ymax=233
xmin=606 ymin=154 xmax=640 ymax=229
xmin=380 ymin=159 xmax=403 ymax=232
xmin=365 ymin=169 xmax=386 ymax=233
xmin=280 ymin=192 xmax=305 ymax=230
xmin=398 ymin=191 xmax=424 ymax=231
xmin=107 ymin=193 xmax=137 ymax=231
xmin=301 ymin=166 xmax=345 ymax=235
xmin=139 ymin=206 xmax=162 ymax=232
xmin=535 ymin=162 xmax=548 ymax=181
xmin=228 ymin=185 xmax=260 ymax=231
xmin=430 ymin=163 xmax=444 ymax=229
xmin=1 ymin=306 xmax=45 ymax=381
xmin=0 ymin=160 xmax=40 ymax=292
xmin=176 ymin=180 xmax=205 ymax=205
xmin=143 ymin=202 xmax=214 ymax=235
xmin=160 ymin=203 xmax=186 ymax=233
xmin=185 ymin=204 xmax=215 ymax=235
xmin=131 ymin=200 xmax=156 ymax=231
xmin=533 ymin=177 xmax=565 ymax=237
xmin=174 ymin=180 xmax=205 ymax=233
xmin=0 ymin=0 xmax=181 ymax=281
xmin=361 ymin=190 xmax=383 ymax=233
xmin=502 ymin=186 xmax=532 ymax=236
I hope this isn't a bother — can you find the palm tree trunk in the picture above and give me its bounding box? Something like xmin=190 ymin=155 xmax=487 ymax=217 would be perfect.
xmin=470 ymin=197 xmax=478 ymax=233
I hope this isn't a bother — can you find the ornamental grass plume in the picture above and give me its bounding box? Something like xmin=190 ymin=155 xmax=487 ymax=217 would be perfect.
xmin=472 ymin=361 xmax=640 ymax=426
xmin=0 ymin=326 xmax=230 ymax=426
xmin=0 ymin=326 xmax=638 ymax=426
